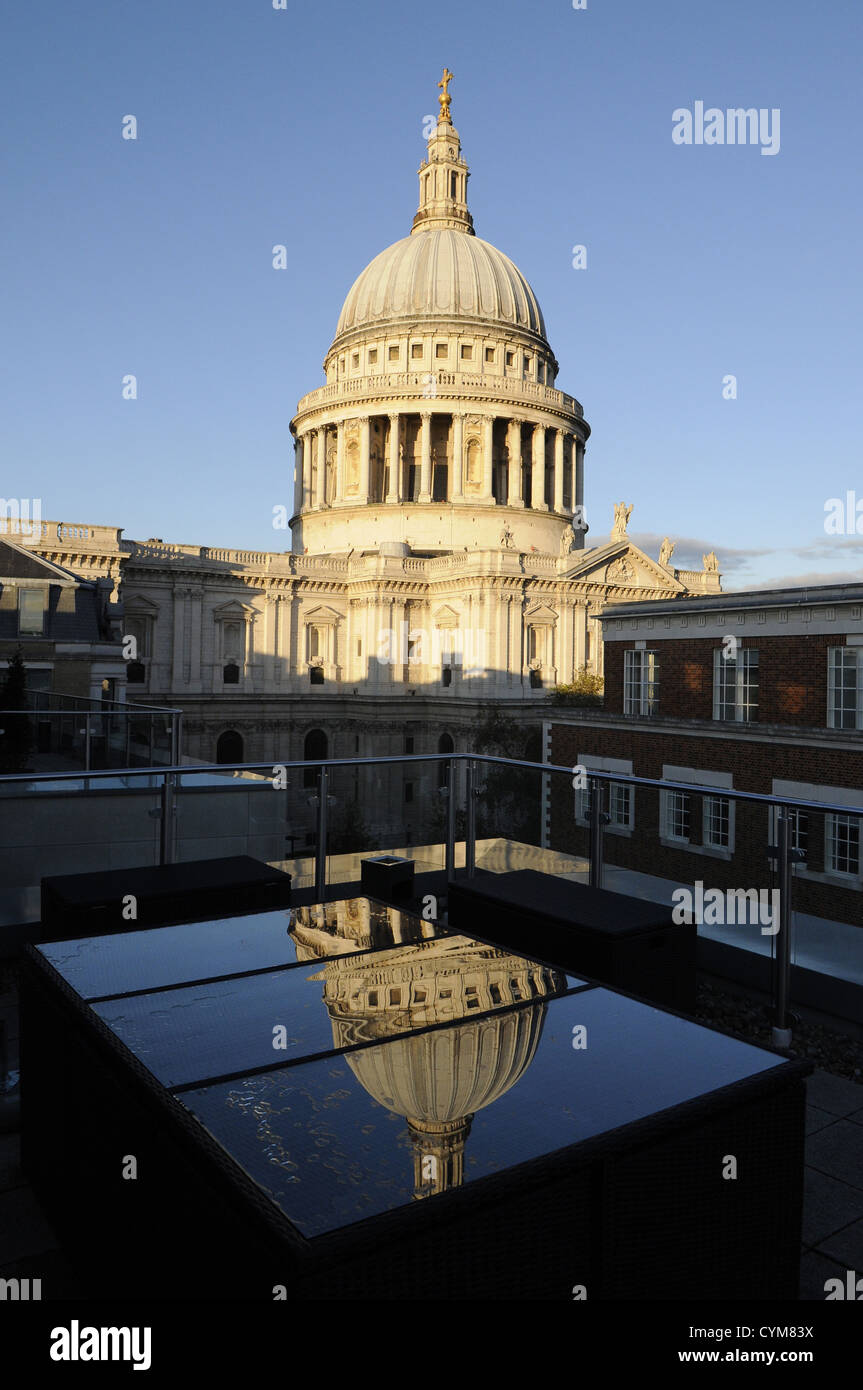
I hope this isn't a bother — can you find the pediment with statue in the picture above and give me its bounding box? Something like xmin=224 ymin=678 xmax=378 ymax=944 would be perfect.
xmin=560 ymin=504 xmax=693 ymax=593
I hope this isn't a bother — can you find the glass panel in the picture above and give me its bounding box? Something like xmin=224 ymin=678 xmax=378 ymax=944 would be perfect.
xmin=37 ymin=899 xmax=448 ymax=1000
xmin=0 ymin=779 xmax=162 ymax=928
xmin=92 ymin=935 xmax=579 ymax=1089
xmin=181 ymin=989 xmax=785 ymax=1239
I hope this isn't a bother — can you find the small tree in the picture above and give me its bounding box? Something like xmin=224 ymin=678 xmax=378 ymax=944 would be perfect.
xmin=328 ymin=794 xmax=373 ymax=855
xmin=472 ymin=704 xmax=542 ymax=844
xmin=549 ymin=666 xmax=604 ymax=707
xmin=0 ymin=647 xmax=33 ymax=773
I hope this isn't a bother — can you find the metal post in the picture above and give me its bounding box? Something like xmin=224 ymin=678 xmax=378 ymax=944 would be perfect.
xmin=314 ymin=765 xmax=328 ymax=902
xmin=84 ymin=714 xmax=91 ymax=772
xmin=159 ymin=772 xmax=176 ymax=866
xmin=588 ymin=776 xmax=609 ymax=889
xmin=175 ymin=710 xmax=183 ymax=765
xmin=465 ymin=758 xmax=477 ymax=879
xmin=772 ymin=811 xmax=793 ymax=1047
xmin=445 ymin=756 xmax=457 ymax=882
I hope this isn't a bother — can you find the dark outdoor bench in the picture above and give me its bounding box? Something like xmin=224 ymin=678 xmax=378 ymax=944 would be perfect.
xmin=448 ymin=868 xmax=695 ymax=1011
xmin=40 ymin=856 xmax=292 ymax=939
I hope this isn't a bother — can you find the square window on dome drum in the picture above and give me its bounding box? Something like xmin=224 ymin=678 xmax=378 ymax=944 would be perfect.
xmin=411 ymin=343 xmax=423 ymax=359
xmin=435 ymin=344 xmax=447 ymax=359
xmin=460 ymin=344 xmax=473 ymax=360
xmin=485 ymin=347 xmax=495 ymax=363
xmin=368 ymin=348 xmax=377 ymax=364
xmin=388 ymin=345 xmax=399 ymax=361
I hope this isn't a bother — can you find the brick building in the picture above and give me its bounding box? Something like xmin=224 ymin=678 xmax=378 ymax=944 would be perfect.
xmin=544 ymin=583 xmax=863 ymax=933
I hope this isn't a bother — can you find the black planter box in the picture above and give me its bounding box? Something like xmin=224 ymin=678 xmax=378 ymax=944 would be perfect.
xmin=40 ymin=855 xmax=292 ymax=938
xmin=361 ymin=855 xmax=415 ymax=902
xmin=449 ymin=869 xmax=695 ymax=1011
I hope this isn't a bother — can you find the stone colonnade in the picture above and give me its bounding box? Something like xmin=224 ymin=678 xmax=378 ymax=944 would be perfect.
xmin=294 ymin=411 xmax=585 ymax=516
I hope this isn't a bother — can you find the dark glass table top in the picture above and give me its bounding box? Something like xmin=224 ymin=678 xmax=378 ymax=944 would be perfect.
xmin=36 ymin=898 xmax=447 ymax=1000
xmin=92 ymin=934 xmax=581 ymax=1090
xmin=32 ymin=892 xmax=795 ymax=1248
xmin=181 ymin=988 xmax=787 ymax=1240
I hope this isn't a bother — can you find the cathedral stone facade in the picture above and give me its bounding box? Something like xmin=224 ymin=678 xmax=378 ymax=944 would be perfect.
xmin=16 ymin=75 xmax=720 ymax=791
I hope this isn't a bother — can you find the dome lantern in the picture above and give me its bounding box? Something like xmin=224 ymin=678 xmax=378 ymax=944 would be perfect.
xmin=411 ymin=68 xmax=474 ymax=237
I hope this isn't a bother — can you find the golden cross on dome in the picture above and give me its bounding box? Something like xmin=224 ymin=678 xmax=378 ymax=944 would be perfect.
xmin=438 ymin=66 xmax=454 ymax=121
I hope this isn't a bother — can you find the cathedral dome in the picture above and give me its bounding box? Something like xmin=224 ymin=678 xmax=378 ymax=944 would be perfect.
xmin=332 ymin=230 xmax=547 ymax=345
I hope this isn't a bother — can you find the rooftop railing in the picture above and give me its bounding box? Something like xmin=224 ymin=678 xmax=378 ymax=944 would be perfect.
xmin=1 ymin=754 xmax=861 ymax=1037
xmin=0 ymin=691 xmax=182 ymax=773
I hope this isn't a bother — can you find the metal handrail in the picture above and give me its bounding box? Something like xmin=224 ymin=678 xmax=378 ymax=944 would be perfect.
xmin=1 ymin=753 xmax=860 ymax=819
xmin=1 ymin=750 xmax=860 ymax=1046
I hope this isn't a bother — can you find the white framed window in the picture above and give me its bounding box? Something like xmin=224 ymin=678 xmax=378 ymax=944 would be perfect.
xmin=770 ymin=806 xmax=809 ymax=859
xmin=703 ymin=795 xmax=731 ymax=851
xmin=713 ymin=647 xmax=759 ymax=722
xmin=18 ymin=588 xmax=45 ymax=636
xmin=663 ymin=765 xmax=735 ymax=854
xmin=609 ymin=782 xmax=633 ymax=830
xmin=828 ymin=646 xmax=862 ymax=730
xmin=772 ymin=779 xmax=861 ymax=888
xmin=624 ymin=649 xmax=659 ymax=714
xmin=662 ymin=789 xmax=691 ymax=844
xmin=826 ymin=814 xmax=861 ymax=878
xmin=574 ymin=756 xmax=634 ymax=835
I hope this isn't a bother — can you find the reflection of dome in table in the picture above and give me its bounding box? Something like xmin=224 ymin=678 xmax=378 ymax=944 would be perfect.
xmin=315 ymin=936 xmax=561 ymax=1043
xmin=289 ymin=899 xmax=433 ymax=959
xmin=307 ymin=931 xmax=562 ymax=1199
xmin=346 ymin=1002 xmax=549 ymax=1200
xmin=344 ymin=998 xmax=547 ymax=1121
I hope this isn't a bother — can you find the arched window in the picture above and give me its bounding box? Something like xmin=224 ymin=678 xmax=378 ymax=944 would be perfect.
xmin=216 ymin=730 xmax=244 ymax=765
xmin=438 ymin=731 xmax=454 ymax=788
xmin=223 ymin=662 xmax=240 ymax=684
xmin=303 ymin=728 xmax=328 ymax=789
xmin=126 ymin=661 xmax=145 ymax=684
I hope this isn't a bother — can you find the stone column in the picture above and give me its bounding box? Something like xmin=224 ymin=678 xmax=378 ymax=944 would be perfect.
xmin=451 ymin=413 xmax=464 ymax=499
xmin=419 ymin=411 xmax=432 ymax=502
xmin=273 ymin=593 xmax=284 ymax=684
xmin=315 ymin=428 xmax=326 ymax=506
xmin=387 ymin=414 xmax=400 ymax=502
xmin=574 ymin=437 xmax=586 ymax=549
xmin=336 ymin=420 xmax=346 ymax=503
xmin=293 ymin=434 xmax=304 ymax=515
xmin=511 ymin=599 xmax=521 ymax=686
xmin=302 ymin=433 xmax=314 ymax=511
xmin=359 ymin=415 xmax=371 ymax=504
xmin=507 ymin=420 xmax=522 ymax=506
xmin=568 ymin=436 xmax=577 ymax=512
xmin=482 ymin=415 xmax=494 ymax=500
xmin=532 ymin=424 xmax=547 ymax=510
xmin=189 ymin=586 xmax=202 ymax=690
xmin=171 ymin=585 xmax=186 ymax=690
xmin=553 ymin=428 xmax=565 ymax=513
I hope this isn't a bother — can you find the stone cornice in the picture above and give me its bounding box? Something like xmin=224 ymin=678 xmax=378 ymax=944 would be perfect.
xmin=546 ymin=708 xmax=863 ymax=753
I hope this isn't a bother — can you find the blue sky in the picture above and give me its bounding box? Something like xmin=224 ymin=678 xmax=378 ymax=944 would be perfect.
xmin=3 ymin=0 xmax=861 ymax=589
